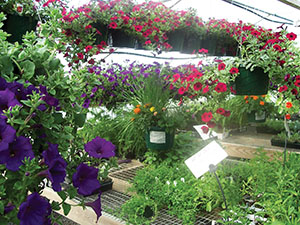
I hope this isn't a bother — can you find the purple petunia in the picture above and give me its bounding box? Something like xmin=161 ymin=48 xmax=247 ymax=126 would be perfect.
xmin=84 ymin=136 xmax=115 ymax=159
xmin=0 ymin=136 xmax=34 ymax=171
xmin=0 ymin=88 xmax=22 ymax=115
xmin=85 ymin=192 xmax=102 ymax=222
xmin=18 ymin=193 xmax=52 ymax=225
xmin=82 ymin=98 xmax=91 ymax=108
xmin=41 ymin=143 xmax=67 ymax=192
xmin=72 ymin=163 xmax=101 ymax=196
xmin=0 ymin=118 xmax=16 ymax=152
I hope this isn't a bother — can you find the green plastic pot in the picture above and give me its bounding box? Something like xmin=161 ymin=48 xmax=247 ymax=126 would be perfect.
xmin=181 ymin=31 xmax=202 ymax=54
xmin=167 ymin=29 xmax=186 ymax=52
xmin=3 ymin=14 xmax=38 ymax=43
xmin=234 ymin=67 xmax=269 ymax=95
xmin=145 ymin=127 xmax=175 ymax=150
xmin=110 ymin=29 xmax=136 ymax=48
xmin=92 ymin=22 xmax=108 ymax=45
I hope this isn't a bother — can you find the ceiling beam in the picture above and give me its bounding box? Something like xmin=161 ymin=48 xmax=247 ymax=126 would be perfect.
xmin=278 ymin=0 xmax=300 ymax=10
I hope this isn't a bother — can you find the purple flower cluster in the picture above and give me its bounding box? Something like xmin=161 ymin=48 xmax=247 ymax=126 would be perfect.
xmin=84 ymin=136 xmax=115 ymax=159
xmin=41 ymin=143 xmax=67 ymax=192
xmin=0 ymin=118 xmax=34 ymax=171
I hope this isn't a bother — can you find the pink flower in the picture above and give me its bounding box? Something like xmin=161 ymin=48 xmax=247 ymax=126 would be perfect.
xmin=201 ymin=126 xmax=209 ymax=134
xmin=85 ymin=45 xmax=93 ymax=53
xmin=77 ymin=53 xmax=84 ymax=59
xmin=145 ymin=40 xmax=151 ymax=45
xmin=178 ymin=87 xmax=185 ymax=95
xmin=134 ymin=25 xmax=143 ymax=32
xmin=278 ymin=85 xmax=288 ymax=92
xmin=201 ymin=112 xmax=213 ymax=123
xmin=214 ymin=82 xmax=227 ymax=93
xmin=216 ymin=108 xmax=225 ymax=115
xmin=109 ymin=22 xmax=117 ymax=29
xmin=218 ymin=63 xmax=226 ymax=71
xmin=193 ymin=82 xmax=203 ymax=91
xmin=202 ymin=85 xmax=209 ymax=93
xmin=286 ymin=32 xmax=297 ymax=41
xmin=172 ymin=74 xmax=180 ymax=83
xmin=229 ymin=67 xmax=239 ymax=74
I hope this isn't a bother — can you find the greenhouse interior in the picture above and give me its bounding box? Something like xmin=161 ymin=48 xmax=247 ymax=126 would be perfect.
xmin=1 ymin=0 xmax=300 ymax=224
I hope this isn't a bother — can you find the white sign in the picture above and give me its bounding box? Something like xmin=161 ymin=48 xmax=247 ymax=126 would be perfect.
xmin=184 ymin=141 xmax=228 ymax=178
xmin=193 ymin=125 xmax=218 ymax=140
xmin=149 ymin=131 xmax=166 ymax=144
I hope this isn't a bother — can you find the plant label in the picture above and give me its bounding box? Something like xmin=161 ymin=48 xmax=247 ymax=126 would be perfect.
xmin=193 ymin=125 xmax=218 ymax=140
xmin=149 ymin=131 xmax=166 ymax=144
xmin=184 ymin=141 xmax=228 ymax=178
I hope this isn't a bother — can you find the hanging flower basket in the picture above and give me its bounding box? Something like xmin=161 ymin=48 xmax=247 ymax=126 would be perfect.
xmin=145 ymin=127 xmax=175 ymax=150
xmin=180 ymin=31 xmax=201 ymax=54
xmin=234 ymin=67 xmax=269 ymax=95
xmin=3 ymin=14 xmax=38 ymax=43
xmin=167 ymin=29 xmax=185 ymax=52
xmin=200 ymin=34 xmax=217 ymax=56
xmin=247 ymin=111 xmax=266 ymax=123
xmin=110 ymin=29 xmax=136 ymax=48
xmin=92 ymin=22 xmax=109 ymax=45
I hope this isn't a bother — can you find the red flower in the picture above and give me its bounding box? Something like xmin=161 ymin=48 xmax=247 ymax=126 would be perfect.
xmin=207 ymin=121 xmax=216 ymax=128
xmin=229 ymin=67 xmax=239 ymax=74
xmin=154 ymin=18 xmax=160 ymax=22
xmin=286 ymin=32 xmax=297 ymax=41
xmin=145 ymin=40 xmax=151 ymax=45
xmin=201 ymin=126 xmax=209 ymax=134
xmin=117 ymin=10 xmax=124 ymax=15
xmin=172 ymin=74 xmax=180 ymax=83
xmin=193 ymin=82 xmax=203 ymax=91
xmin=285 ymin=114 xmax=291 ymax=120
xmin=17 ymin=6 xmax=23 ymax=12
xmin=286 ymin=102 xmax=292 ymax=108
xmin=201 ymin=112 xmax=213 ymax=123
xmin=202 ymin=85 xmax=209 ymax=93
xmin=134 ymin=25 xmax=143 ymax=32
xmin=218 ymin=63 xmax=226 ymax=71
xmin=198 ymin=48 xmax=208 ymax=54
xmin=294 ymin=80 xmax=300 ymax=87
xmin=216 ymin=108 xmax=225 ymax=115
xmin=273 ymin=44 xmax=282 ymax=51
xmin=214 ymin=82 xmax=227 ymax=93
xmin=291 ymin=88 xmax=298 ymax=95
xmin=132 ymin=6 xmax=140 ymax=12
xmin=85 ymin=45 xmax=93 ymax=52
xmin=77 ymin=53 xmax=84 ymax=60
xmin=109 ymin=22 xmax=117 ymax=29
xmin=85 ymin=25 xmax=92 ymax=30
xmin=224 ymin=110 xmax=231 ymax=117
xmin=88 ymin=59 xmax=95 ymax=64
xmin=278 ymin=85 xmax=288 ymax=92
xmin=251 ymin=30 xmax=261 ymax=37
xmin=178 ymin=87 xmax=185 ymax=95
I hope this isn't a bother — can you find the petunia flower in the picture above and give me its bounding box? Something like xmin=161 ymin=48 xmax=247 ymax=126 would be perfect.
xmin=72 ymin=163 xmax=101 ymax=196
xmin=18 ymin=193 xmax=52 ymax=225
xmin=0 ymin=118 xmax=16 ymax=152
xmin=84 ymin=136 xmax=115 ymax=159
xmin=201 ymin=112 xmax=213 ymax=123
xmin=85 ymin=193 xmax=102 ymax=222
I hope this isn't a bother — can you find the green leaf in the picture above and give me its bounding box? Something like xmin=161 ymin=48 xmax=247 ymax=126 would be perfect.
xmin=13 ymin=181 xmax=23 ymax=190
xmin=0 ymin=56 xmax=13 ymax=75
xmin=62 ymin=202 xmax=71 ymax=216
xmin=20 ymin=60 xmax=35 ymax=80
xmin=51 ymin=201 xmax=61 ymax=210
xmin=67 ymin=186 xmax=77 ymax=199
xmin=58 ymin=191 xmax=67 ymax=201
xmin=0 ymin=200 xmax=4 ymax=215
xmin=74 ymin=113 xmax=86 ymax=127
xmin=53 ymin=113 xmax=64 ymax=124
xmin=69 ymin=95 xmax=76 ymax=102
xmin=49 ymin=58 xmax=61 ymax=70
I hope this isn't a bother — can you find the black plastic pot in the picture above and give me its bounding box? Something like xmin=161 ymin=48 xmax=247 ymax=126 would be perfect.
xmin=271 ymin=138 xmax=300 ymax=149
xmin=110 ymin=29 xmax=136 ymax=48
xmin=167 ymin=29 xmax=186 ymax=52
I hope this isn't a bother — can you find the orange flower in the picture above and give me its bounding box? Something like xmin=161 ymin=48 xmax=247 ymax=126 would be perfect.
xmin=133 ymin=108 xmax=141 ymax=114
xmin=259 ymin=101 xmax=265 ymax=105
xmin=136 ymin=104 xmax=141 ymax=108
xmin=144 ymin=103 xmax=151 ymax=108
xmin=261 ymin=95 xmax=266 ymax=97
xmin=285 ymin=114 xmax=291 ymax=120
xmin=252 ymin=96 xmax=258 ymax=100
xmin=244 ymin=96 xmax=248 ymax=100
xmin=245 ymin=100 xmax=249 ymax=104
xmin=131 ymin=118 xmax=135 ymax=121
xmin=286 ymin=102 xmax=293 ymax=108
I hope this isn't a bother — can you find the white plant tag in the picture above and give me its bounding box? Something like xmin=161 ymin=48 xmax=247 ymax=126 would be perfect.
xmin=185 ymin=141 xmax=228 ymax=178
xmin=255 ymin=112 xmax=266 ymax=120
xmin=149 ymin=131 xmax=166 ymax=144
xmin=193 ymin=125 xmax=218 ymax=140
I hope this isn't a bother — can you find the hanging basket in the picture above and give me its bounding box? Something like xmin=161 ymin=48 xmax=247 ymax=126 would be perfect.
xmin=145 ymin=127 xmax=175 ymax=150
xmin=92 ymin=22 xmax=108 ymax=45
xmin=234 ymin=67 xmax=269 ymax=95
xmin=200 ymin=34 xmax=217 ymax=56
xmin=247 ymin=111 xmax=266 ymax=123
xmin=3 ymin=14 xmax=38 ymax=43
xmin=110 ymin=29 xmax=136 ymax=48
xmin=167 ymin=29 xmax=186 ymax=52
xmin=180 ymin=31 xmax=202 ymax=54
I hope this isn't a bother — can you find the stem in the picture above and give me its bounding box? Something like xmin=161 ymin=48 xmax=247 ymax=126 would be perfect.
xmin=11 ymin=57 xmax=22 ymax=74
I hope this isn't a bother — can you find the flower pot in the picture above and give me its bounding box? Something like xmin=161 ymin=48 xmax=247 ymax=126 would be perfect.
xmin=234 ymin=67 xmax=269 ymax=95
xmin=200 ymin=35 xmax=217 ymax=56
xmin=271 ymin=138 xmax=300 ymax=149
xmin=145 ymin=127 xmax=175 ymax=150
xmin=167 ymin=29 xmax=185 ymax=52
xmin=92 ymin=22 xmax=109 ymax=45
xmin=110 ymin=29 xmax=136 ymax=48
xmin=3 ymin=14 xmax=38 ymax=43
xmin=247 ymin=111 xmax=266 ymax=123
xmin=180 ymin=31 xmax=202 ymax=54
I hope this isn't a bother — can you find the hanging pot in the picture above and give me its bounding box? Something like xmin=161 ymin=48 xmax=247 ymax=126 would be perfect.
xmin=145 ymin=127 xmax=175 ymax=150
xmin=3 ymin=14 xmax=38 ymax=43
xmin=167 ymin=29 xmax=186 ymax=52
xmin=247 ymin=111 xmax=266 ymax=123
xmin=200 ymin=34 xmax=217 ymax=56
xmin=92 ymin=22 xmax=109 ymax=45
xmin=234 ymin=67 xmax=269 ymax=95
xmin=110 ymin=29 xmax=136 ymax=48
xmin=180 ymin=31 xmax=202 ymax=54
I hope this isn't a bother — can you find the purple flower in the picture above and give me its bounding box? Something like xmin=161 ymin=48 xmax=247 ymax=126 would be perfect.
xmin=0 ymin=88 xmax=22 ymax=114
xmin=82 ymin=98 xmax=91 ymax=108
xmin=85 ymin=193 xmax=102 ymax=222
xmin=80 ymin=93 xmax=87 ymax=98
xmin=42 ymin=95 xmax=59 ymax=107
xmin=4 ymin=202 xmax=15 ymax=215
xmin=42 ymin=143 xmax=67 ymax=191
xmin=108 ymin=76 xmax=115 ymax=82
xmin=0 ymin=136 xmax=34 ymax=171
xmin=18 ymin=193 xmax=52 ymax=225
xmin=91 ymin=86 xmax=98 ymax=93
xmin=0 ymin=118 xmax=16 ymax=152
xmin=72 ymin=163 xmax=101 ymax=196
xmin=0 ymin=77 xmax=8 ymax=90
xmin=84 ymin=137 xmax=115 ymax=159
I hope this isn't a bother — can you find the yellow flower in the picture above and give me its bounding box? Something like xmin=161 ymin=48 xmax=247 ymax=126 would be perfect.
xmin=150 ymin=106 xmax=155 ymax=112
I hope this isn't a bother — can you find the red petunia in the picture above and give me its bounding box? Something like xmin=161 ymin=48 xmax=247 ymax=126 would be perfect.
xmin=173 ymin=74 xmax=180 ymax=83
xmin=198 ymin=48 xmax=208 ymax=54
xmin=214 ymin=82 xmax=227 ymax=93
xmin=145 ymin=40 xmax=151 ymax=45
xmin=273 ymin=44 xmax=282 ymax=51
xmin=154 ymin=18 xmax=160 ymax=22
xmin=224 ymin=110 xmax=231 ymax=117
xmin=285 ymin=114 xmax=291 ymax=120
xmin=77 ymin=53 xmax=84 ymax=60
xmin=134 ymin=25 xmax=143 ymax=32
xmin=193 ymin=82 xmax=203 ymax=91
xmin=178 ymin=87 xmax=185 ymax=95
xmin=294 ymin=80 xmax=300 ymax=87
xmin=216 ymin=108 xmax=225 ymax=115
xmin=286 ymin=32 xmax=297 ymax=41
xmin=201 ymin=112 xmax=213 ymax=123
xmin=229 ymin=67 xmax=239 ymax=74
xmin=278 ymin=85 xmax=288 ymax=92
xmin=291 ymin=88 xmax=298 ymax=95
xmin=85 ymin=45 xmax=93 ymax=52
xmin=201 ymin=126 xmax=209 ymax=134
xmin=109 ymin=22 xmax=118 ymax=29
xmin=286 ymin=102 xmax=293 ymax=108
xmin=218 ymin=63 xmax=226 ymax=71
xmin=202 ymin=85 xmax=209 ymax=93
xmin=85 ymin=25 xmax=92 ymax=30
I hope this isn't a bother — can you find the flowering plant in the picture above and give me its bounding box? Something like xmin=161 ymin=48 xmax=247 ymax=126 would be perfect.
xmin=0 ymin=14 xmax=116 ymax=224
